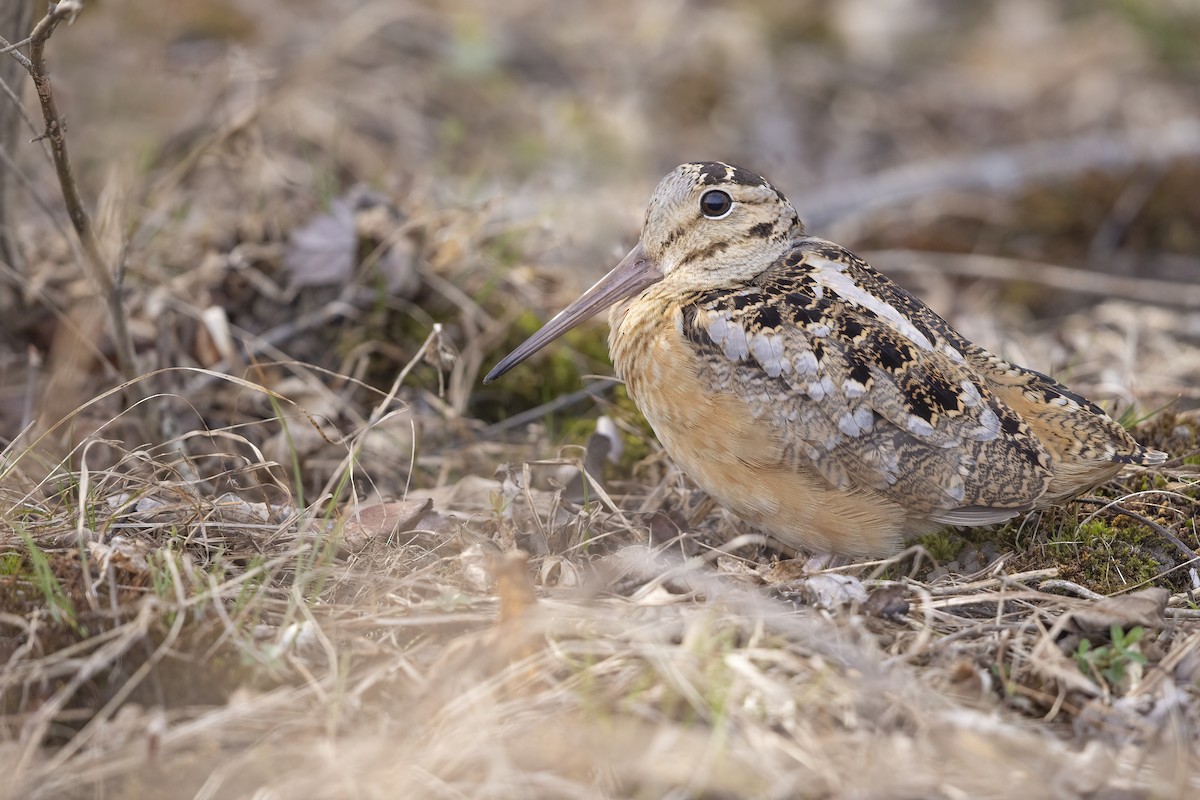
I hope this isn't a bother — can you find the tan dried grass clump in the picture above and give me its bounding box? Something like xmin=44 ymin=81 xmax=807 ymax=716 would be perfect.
xmin=2 ymin=372 xmax=1198 ymax=798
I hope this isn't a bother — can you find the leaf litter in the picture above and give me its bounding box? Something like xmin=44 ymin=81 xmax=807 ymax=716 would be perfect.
xmin=2 ymin=2 xmax=1200 ymax=798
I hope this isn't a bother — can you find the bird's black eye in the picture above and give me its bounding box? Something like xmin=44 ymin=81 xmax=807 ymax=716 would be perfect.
xmin=699 ymin=190 xmax=733 ymax=219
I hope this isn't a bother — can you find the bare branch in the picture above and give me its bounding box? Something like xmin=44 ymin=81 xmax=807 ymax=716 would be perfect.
xmin=0 ymin=0 xmax=35 ymax=279
xmin=16 ymin=0 xmax=145 ymax=400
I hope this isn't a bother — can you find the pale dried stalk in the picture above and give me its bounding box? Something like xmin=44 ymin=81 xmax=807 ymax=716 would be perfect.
xmin=12 ymin=2 xmax=143 ymax=397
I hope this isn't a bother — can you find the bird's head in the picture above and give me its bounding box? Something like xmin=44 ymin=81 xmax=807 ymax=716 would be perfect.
xmin=484 ymin=162 xmax=802 ymax=383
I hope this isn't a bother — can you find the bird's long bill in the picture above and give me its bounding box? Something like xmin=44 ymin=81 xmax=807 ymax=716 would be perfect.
xmin=483 ymin=243 xmax=662 ymax=383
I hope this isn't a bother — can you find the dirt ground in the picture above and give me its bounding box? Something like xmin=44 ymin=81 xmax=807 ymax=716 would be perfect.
xmin=2 ymin=1 xmax=1200 ymax=798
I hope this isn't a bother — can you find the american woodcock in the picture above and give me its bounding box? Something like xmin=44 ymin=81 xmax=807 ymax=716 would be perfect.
xmin=485 ymin=162 xmax=1167 ymax=556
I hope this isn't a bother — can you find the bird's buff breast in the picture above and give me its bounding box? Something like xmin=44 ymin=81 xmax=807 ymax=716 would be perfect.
xmin=609 ymin=293 xmax=761 ymax=490
xmin=607 ymin=292 xmax=906 ymax=555
xmin=609 ymin=297 xmax=715 ymax=446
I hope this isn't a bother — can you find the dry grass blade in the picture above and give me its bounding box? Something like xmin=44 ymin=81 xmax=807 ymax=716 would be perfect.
xmin=2 ymin=2 xmax=1200 ymax=797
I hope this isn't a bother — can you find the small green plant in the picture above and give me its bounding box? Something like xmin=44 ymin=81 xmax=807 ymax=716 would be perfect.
xmin=1049 ymin=518 xmax=1112 ymax=548
xmin=18 ymin=530 xmax=76 ymax=629
xmin=233 ymin=554 xmax=267 ymax=616
xmin=1114 ymin=399 xmax=1172 ymax=432
xmin=990 ymin=661 xmax=1019 ymax=698
xmin=916 ymin=530 xmax=961 ymax=563
xmin=149 ymin=549 xmax=177 ymax=601
xmin=488 ymin=489 xmax=509 ymax=518
xmin=1073 ymin=625 xmax=1148 ymax=687
xmin=0 ymin=552 xmax=22 ymax=575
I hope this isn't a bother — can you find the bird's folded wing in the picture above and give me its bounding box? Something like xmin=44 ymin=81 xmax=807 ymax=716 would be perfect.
xmin=679 ymin=243 xmax=1054 ymax=521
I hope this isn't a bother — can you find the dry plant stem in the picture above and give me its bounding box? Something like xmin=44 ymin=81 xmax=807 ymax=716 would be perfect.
xmin=0 ymin=140 xmax=74 ymax=244
xmin=0 ymin=0 xmax=35 ymax=275
xmin=1037 ymin=579 xmax=1106 ymax=600
xmin=24 ymin=2 xmax=143 ymax=396
xmin=0 ymin=37 xmax=77 ymax=248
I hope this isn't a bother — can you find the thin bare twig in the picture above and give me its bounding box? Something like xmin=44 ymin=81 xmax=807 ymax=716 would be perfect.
xmin=0 ymin=0 xmax=36 ymax=276
xmin=20 ymin=1 xmax=144 ymax=398
xmin=0 ymin=34 xmax=32 ymax=67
